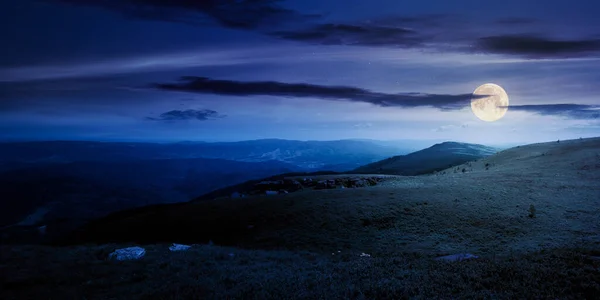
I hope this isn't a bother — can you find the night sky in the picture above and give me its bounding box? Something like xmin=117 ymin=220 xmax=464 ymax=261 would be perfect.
xmin=1 ymin=0 xmax=599 ymax=144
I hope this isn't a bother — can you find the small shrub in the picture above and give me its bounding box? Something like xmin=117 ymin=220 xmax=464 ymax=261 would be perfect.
xmin=528 ymin=204 xmax=536 ymax=218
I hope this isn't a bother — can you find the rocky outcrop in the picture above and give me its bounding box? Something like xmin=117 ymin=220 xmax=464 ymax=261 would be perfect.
xmin=312 ymin=177 xmax=384 ymax=190
xmin=254 ymin=179 xmax=303 ymax=194
xmin=230 ymin=176 xmax=388 ymax=198
xmin=108 ymin=246 xmax=146 ymax=261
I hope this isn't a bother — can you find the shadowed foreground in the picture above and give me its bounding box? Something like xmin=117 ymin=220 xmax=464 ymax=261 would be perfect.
xmin=1 ymin=244 xmax=599 ymax=299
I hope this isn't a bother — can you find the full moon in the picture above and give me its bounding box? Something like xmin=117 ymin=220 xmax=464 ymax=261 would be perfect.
xmin=471 ymin=83 xmax=509 ymax=122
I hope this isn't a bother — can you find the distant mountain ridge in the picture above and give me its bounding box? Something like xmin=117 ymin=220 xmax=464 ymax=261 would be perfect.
xmin=0 ymin=138 xmax=413 ymax=238
xmin=0 ymin=139 xmax=411 ymax=172
xmin=353 ymin=141 xmax=498 ymax=175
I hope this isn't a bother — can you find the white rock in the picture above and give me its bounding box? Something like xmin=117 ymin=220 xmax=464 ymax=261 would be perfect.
xmin=435 ymin=253 xmax=479 ymax=262
xmin=169 ymin=243 xmax=191 ymax=252
xmin=360 ymin=253 xmax=371 ymax=257
xmin=108 ymin=246 xmax=146 ymax=261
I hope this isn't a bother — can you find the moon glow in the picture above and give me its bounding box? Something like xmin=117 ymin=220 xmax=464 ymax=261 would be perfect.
xmin=471 ymin=83 xmax=509 ymax=122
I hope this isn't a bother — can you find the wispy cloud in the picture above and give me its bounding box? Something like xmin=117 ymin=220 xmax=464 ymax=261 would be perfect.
xmin=475 ymin=35 xmax=600 ymax=58
xmin=506 ymin=104 xmax=600 ymax=119
xmin=353 ymin=122 xmax=373 ymax=129
xmin=272 ymin=23 xmax=423 ymax=47
xmin=494 ymin=17 xmax=538 ymax=25
xmin=42 ymin=1 xmax=600 ymax=59
xmin=147 ymin=109 xmax=226 ymax=122
xmin=433 ymin=122 xmax=472 ymax=132
xmin=152 ymin=76 xmax=488 ymax=110
xmin=0 ymin=48 xmax=288 ymax=82
xmin=52 ymin=0 xmax=317 ymax=29
xmin=271 ymin=15 xmax=600 ymax=59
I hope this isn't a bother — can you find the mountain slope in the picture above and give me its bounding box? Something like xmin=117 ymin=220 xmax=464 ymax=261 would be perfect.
xmin=353 ymin=141 xmax=498 ymax=175
xmin=54 ymin=137 xmax=600 ymax=263
xmin=5 ymin=137 xmax=600 ymax=300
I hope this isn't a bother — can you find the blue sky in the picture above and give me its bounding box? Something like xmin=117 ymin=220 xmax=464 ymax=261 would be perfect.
xmin=1 ymin=0 xmax=599 ymax=144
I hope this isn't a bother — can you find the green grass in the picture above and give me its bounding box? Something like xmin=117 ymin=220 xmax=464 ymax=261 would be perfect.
xmin=4 ymin=137 xmax=600 ymax=299
xmin=35 ymin=181 xmax=598 ymax=299
xmin=2 ymin=243 xmax=599 ymax=299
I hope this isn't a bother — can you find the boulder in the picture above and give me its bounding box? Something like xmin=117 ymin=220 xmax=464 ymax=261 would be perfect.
xmin=435 ymin=253 xmax=479 ymax=262
xmin=108 ymin=246 xmax=146 ymax=261
xmin=169 ymin=243 xmax=192 ymax=252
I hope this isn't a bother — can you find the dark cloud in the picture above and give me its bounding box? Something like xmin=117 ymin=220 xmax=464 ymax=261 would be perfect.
xmin=272 ymin=23 xmax=423 ymax=47
xmin=271 ymin=15 xmax=600 ymax=58
xmin=43 ymin=1 xmax=600 ymax=59
xmin=476 ymin=35 xmax=600 ymax=58
xmin=152 ymin=76 xmax=487 ymax=110
xmin=506 ymin=104 xmax=600 ymax=119
xmin=147 ymin=109 xmax=226 ymax=121
xmin=52 ymin=0 xmax=317 ymax=29
xmin=269 ymin=14 xmax=468 ymax=48
xmin=494 ymin=17 xmax=537 ymax=25
xmin=375 ymin=14 xmax=453 ymax=26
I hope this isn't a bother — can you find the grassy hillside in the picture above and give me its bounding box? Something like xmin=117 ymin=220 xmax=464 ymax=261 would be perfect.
xmin=3 ymin=137 xmax=599 ymax=299
xmin=354 ymin=142 xmax=498 ymax=175
xmin=58 ymin=138 xmax=599 ymax=257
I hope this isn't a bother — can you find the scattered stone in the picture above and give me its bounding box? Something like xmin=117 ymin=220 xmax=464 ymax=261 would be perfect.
xmin=108 ymin=246 xmax=146 ymax=261
xmin=360 ymin=253 xmax=371 ymax=257
xmin=435 ymin=253 xmax=479 ymax=262
xmin=169 ymin=243 xmax=191 ymax=252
